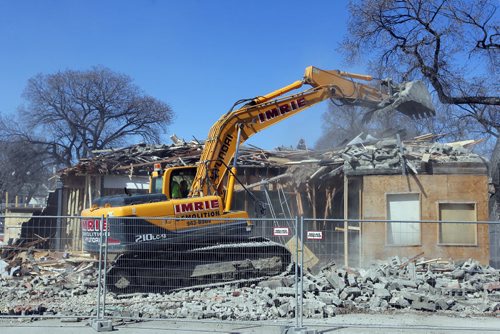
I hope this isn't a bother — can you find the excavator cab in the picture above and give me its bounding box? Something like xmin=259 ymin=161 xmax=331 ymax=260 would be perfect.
xmin=149 ymin=164 xmax=197 ymax=199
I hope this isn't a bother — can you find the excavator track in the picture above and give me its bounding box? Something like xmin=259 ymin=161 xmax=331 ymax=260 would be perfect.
xmin=105 ymin=237 xmax=292 ymax=294
xmin=172 ymin=261 xmax=295 ymax=292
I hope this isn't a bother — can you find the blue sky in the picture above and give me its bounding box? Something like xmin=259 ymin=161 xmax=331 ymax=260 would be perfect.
xmin=0 ymin=0 xmax=358 ymax=150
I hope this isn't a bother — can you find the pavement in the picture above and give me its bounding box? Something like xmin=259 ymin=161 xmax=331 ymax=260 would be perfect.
xmin=1 ymin=313 xmax=500 ymax=334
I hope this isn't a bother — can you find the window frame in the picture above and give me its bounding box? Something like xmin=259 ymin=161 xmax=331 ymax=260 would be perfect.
xmin=437 ymin=201 xmax=478 ymax=246
xmin=385 ymin=192 xmax=422 ymax=247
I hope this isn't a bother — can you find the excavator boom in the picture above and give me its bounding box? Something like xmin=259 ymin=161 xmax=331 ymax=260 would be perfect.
xmin=191 ymin=66 xmax=435 ymax=203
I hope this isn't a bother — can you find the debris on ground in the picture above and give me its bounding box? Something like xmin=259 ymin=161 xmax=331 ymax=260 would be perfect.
xmin=1 ymin=251 xmax=499 ymax=319
xmin=0 ymin=248 xmax=98 ymax=316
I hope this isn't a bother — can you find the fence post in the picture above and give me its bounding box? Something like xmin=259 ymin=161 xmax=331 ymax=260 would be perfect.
xmin=95 ymin=215 xmax=104 ymax=320
xmin=285 ymin=217 xmax=317 ymax=334
xmin=294 ymin=216 xmax=299 ymax=329
xmin=102 ymin=214 xmax=110 ymax=318
xmin=299 ymin=215 xmax=304 ymax=328
xmin=90 ymin=215 xmax=113 ymax=332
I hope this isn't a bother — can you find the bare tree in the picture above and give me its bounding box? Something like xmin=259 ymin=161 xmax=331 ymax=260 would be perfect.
xmin=0 ymin=67 xmax=174 ymax=167
xmin=0 ymin=141 xmax=51 ymax=204
xmin=342 ymin=0 xmax=499 ymax=138
xmin=341 ymin=0 xmax=500 ymax=219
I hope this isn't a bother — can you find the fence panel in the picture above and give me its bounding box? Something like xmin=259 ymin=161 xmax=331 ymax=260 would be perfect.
xmin=0 ymin=215 xmax=100 ymax=320
xmin=99 ymin=216 xmax=300 ymax=325
xmin=2 ymin=215 xmax=500 ymax=331
xmin=300 ymin=218 xmax=500 ymax=317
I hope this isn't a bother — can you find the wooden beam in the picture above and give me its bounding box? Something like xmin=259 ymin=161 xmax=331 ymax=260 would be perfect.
xmin=83 ymin=177 xmax=88 ymax=209
xmin=312 ymin=185 xmax=317 ymax=230
xmin=335 ymin=226 xmax=360 ymax=231
xmin=323 ymin=187 xmax=333 ymax=220
xmin=88 ymin=176 xmax=93 ymax=207
xmin=242 ymin=173 xmax=291 ymax=190
xmin=296 ymin=192 xmax=304 ymax=216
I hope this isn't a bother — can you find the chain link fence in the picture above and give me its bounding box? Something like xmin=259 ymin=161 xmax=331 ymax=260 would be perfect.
xmin=1 ymin=215 xmax=500 ymax=332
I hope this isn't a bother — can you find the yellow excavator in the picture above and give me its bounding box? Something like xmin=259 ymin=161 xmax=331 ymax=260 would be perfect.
xmin=81 ymin=66 xmax=435 ymax=292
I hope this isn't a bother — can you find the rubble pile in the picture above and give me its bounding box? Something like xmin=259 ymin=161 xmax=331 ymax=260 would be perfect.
xmin=310 ymin=136 xmax=485 ymax=179
xmin=60 ymin=140 xmax=318 ymax=177
xmin=339 ymin=139 xmax=484 ymax=172
xmin=294 ymin=256 xmax=500 ymax=317
xmin=1 ymin=254 xmax=500 ymax=319
xmin=61 ymin=141 xmax=205 ymax=176
xmin=276 ymin=136 xmax=486 ymax=186
xmin=0 ymin=248 xmax=98 ymax=316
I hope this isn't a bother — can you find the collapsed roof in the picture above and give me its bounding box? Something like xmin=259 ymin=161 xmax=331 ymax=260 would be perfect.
xmin=59 ymin=141 xmax=309 ymax=176
xmin=59 ymin=134 xmax=487 ymax=184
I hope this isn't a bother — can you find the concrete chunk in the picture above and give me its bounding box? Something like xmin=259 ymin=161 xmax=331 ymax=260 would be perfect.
xmin=341 ymin=287 xmax=361 ymax=300
xmin=323 ymin=305 xmax=336 ymax=317
xmin=258 ymin=279 xmax=284 ymax=289
xmin=389 ymin=295 xmax=410 ymax=308
xmin=318 ymin=292 xmax=340 ymax=306
xmin=302 ymin=300 xmax=326 ymax=318
xmin=451 ymin=269 xmax=465 ymax=279
xmin=401 ymin=291 xmax=422 ymax=302
xmin=395 ymin=279 xmax=418 ymax=288
xmin=276 ymin=287 xmax=295 ymax=296
xmin=369 ymin=296 xmax=381 ymax=309
xmin=364 ymin=268 xmax=381 ymax=282
xmin=278 ymin=302 xmax=290 ymax=317
xmin=462 ymin=260 xmax=478 ymax=273
xmin=451 ymin=303 xmax=466 ymax=312
xmin=411 ymin=300 xmax=436 ymax=312
xmin=435 ymin=298 xmax=450 ymax=310
xmin=325 ymin=272 xmax=346 ymax=291
xmin=373 ymin=282 xmax=388 ymax=289
xmin=347 ymin=274 xmax=357 ymax=287
xmin=373 ymin=288 xmax=391 ymax=300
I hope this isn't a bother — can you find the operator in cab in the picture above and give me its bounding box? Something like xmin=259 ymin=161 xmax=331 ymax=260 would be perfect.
xmin=171 ymin=181 xmax=182 ymax=199
xmin=180 ymin=180 xmax=189 ymax=198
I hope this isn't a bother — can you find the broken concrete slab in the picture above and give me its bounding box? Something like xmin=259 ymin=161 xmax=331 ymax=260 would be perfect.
xmin=411 ymin=300 xmax=436 ymax=312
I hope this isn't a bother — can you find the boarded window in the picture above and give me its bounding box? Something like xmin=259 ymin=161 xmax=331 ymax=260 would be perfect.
xmin=386 ymin=193 xmax=421 ymax=245
xmin=439 ymin=203 xmax=476 ymax=245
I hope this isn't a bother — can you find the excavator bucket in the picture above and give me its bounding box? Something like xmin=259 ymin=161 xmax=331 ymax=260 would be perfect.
xmin=377 ymin=81 xmax=435 ymax=119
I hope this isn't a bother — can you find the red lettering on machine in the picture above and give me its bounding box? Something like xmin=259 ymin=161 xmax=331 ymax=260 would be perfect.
xmin=258 ymin=97 xmax=307 ymax=123
xmin=82 ymin=219 xmax=107 ymax=231
xmin=174 ymin=199 xmax=220 ymax=214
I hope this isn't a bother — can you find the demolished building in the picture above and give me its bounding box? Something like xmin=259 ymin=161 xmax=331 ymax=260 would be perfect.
xmin=297 ymin=134 xmax=490 ymax=267
xmin=37 ymin=134 xmax=490 ymax=267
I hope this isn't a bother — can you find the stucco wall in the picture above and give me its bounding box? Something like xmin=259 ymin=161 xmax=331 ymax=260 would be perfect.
xmin=361 ymin=174 xmax=490 ymax=265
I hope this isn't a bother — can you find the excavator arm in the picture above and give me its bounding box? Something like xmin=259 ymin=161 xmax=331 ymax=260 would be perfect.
xmin=190 ymin=66 xmax=435 ymax=208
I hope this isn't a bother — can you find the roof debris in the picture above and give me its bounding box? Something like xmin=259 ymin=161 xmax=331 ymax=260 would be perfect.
xmin=60 ymin=134 xmax=487 ymax=182
xmin=60 ymin=140 xmax=319 ymax=177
